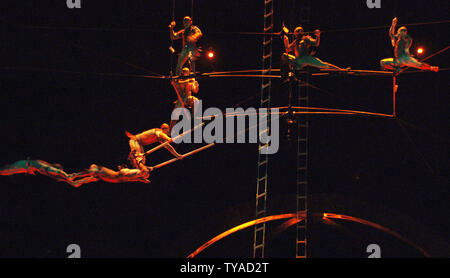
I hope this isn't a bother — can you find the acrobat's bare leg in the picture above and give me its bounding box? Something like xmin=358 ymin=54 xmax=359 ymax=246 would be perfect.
xmin=308 ymin=56 xmax=347 ymax=70
xmin=71 ymin=176 xmax=100 ymax=188
xmin=401 ymin=56 xmax=439 ymax=72
xmin=176 ymin=48 xmax=192 ymax=75
xmin=380 ymin=58 xmax=396 ymax=70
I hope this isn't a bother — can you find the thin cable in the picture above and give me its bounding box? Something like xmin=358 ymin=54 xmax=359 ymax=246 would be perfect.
xmin=205 ymin=19 xmax=450 ymax=36
xmin=74 ymin=45 xmax=164 ymax=77
xmin=170 ymin=0 xmax=175 ymax=76
xmin=8 ymin=19 xmax=450 ymax=34
xmin=396 ymin=119 xmax=450 ymax=144
xmin=395 ymin=118 xmax=435 ymax=176
xmin=2 ymin=66 xmax=165 ymax=79
xmin=402 ymin=67 xmax=450 ymax=74
xmin=420 ymin=46 xmax=450 ymax=63
xmin=399 ymin=45 xmax=450 ymax=74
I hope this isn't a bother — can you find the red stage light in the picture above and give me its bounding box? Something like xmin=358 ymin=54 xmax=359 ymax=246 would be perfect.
xmin=417 ymin=47 xmax=424 ymax=55
xmin=207 ymin=51 xmax=214 ymax=59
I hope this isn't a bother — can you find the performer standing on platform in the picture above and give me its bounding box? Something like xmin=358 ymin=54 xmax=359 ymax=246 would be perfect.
xmin=380 ymin=17 xmax=439 ymax=75
xmin=169 ymin=16 xmax=203 ymax=75
xmin=281 ymin=26 xmax=347 ymax=76
xmin=125 ymin=124 xmax=182 ymax=173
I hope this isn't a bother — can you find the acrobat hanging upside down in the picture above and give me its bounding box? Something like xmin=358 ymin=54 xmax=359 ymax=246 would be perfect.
xmin=380 ymin=17 xmax=439 ymax=75
xmin=170 ymin=67 xmax=200 ymax=131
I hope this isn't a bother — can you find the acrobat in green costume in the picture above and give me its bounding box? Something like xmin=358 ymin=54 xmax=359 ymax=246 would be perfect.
xmin=169 ymin=16 xmax=203 ymax=75
xmin=281 ymin=26 xmax=347 ymax=73
xmin=380 ymin=17 xmax=439 ymax=75
xmin=0 ymin=159 xmax=74 ymax=184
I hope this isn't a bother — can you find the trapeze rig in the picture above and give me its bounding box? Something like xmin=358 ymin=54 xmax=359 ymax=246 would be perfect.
xmin=2 ymin=0 xmax=449 ymax=258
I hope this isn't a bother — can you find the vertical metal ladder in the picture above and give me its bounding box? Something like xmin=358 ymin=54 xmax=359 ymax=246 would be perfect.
xmin=296 ymin=73 xmax=309 ymax=258
xmin=296 ymin=0 xmax=311 ymax=259
xmin=253 ymin=0 xmax=274 ymax=259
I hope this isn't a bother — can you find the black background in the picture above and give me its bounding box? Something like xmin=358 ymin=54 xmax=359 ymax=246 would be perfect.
xmin=0 ymin=0 xmax=448 ymax=258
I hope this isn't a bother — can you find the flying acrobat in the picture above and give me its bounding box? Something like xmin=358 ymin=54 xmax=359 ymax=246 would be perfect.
xmin=69 ymin=164 xmax=152 ymax=187
xmin=0 ymin=159 xmax=75 ymax=185
xmin=380 ymin=17 xmax=439 ymax=75
xmin=0 ymin=159 xmax=154 ymax=187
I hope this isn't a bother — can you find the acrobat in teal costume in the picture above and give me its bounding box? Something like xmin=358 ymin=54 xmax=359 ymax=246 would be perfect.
xmin=380 ymin=17 xmax=439 ymax=75
xmin=281 ymin=26 xmax=347 ymax=75
xmin=169 ymin=16 xmax=203 ymax=75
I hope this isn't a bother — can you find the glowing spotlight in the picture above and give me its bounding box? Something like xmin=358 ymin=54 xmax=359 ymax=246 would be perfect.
xmin=207 ymin=51 xmax=215 ymax=59
xmin=417 ymin=47 xmax=424 ymax=55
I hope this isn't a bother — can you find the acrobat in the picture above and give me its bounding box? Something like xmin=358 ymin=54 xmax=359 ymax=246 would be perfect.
xmin=169 ymin=16 xmax=203 ymax=75
xmin=70 ymin=164 xmax=152 ymax=187
xmin=0 ymin=158 xmax=75 ymax=185
xmin=0 ymin=159 xmax=153 ymax=187
xmin=170 ymin=67 xmax=200 ymax=130
xmin=380 ymin=17 xmax=439 ymax=75
xmin=281 ymin=26 xmax=347 ymax=76
xmin=126 ymin=123 xmax=182 ymax=171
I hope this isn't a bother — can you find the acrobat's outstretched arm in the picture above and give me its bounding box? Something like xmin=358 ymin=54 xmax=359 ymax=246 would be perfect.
xmin=169 ymin=21 xmax=182 ymax=40
xmin=283 ymin=35 xmax=296 ymax=53
xmin=389 ymin=17 xmax=398 ymax=47
xmin=313 ymin=29 xmax=321 ymax=47
xmin=157 ymin=132 xmax=183 ymax=159
xmin=71 ymin=176 xmax=99 ymax=188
